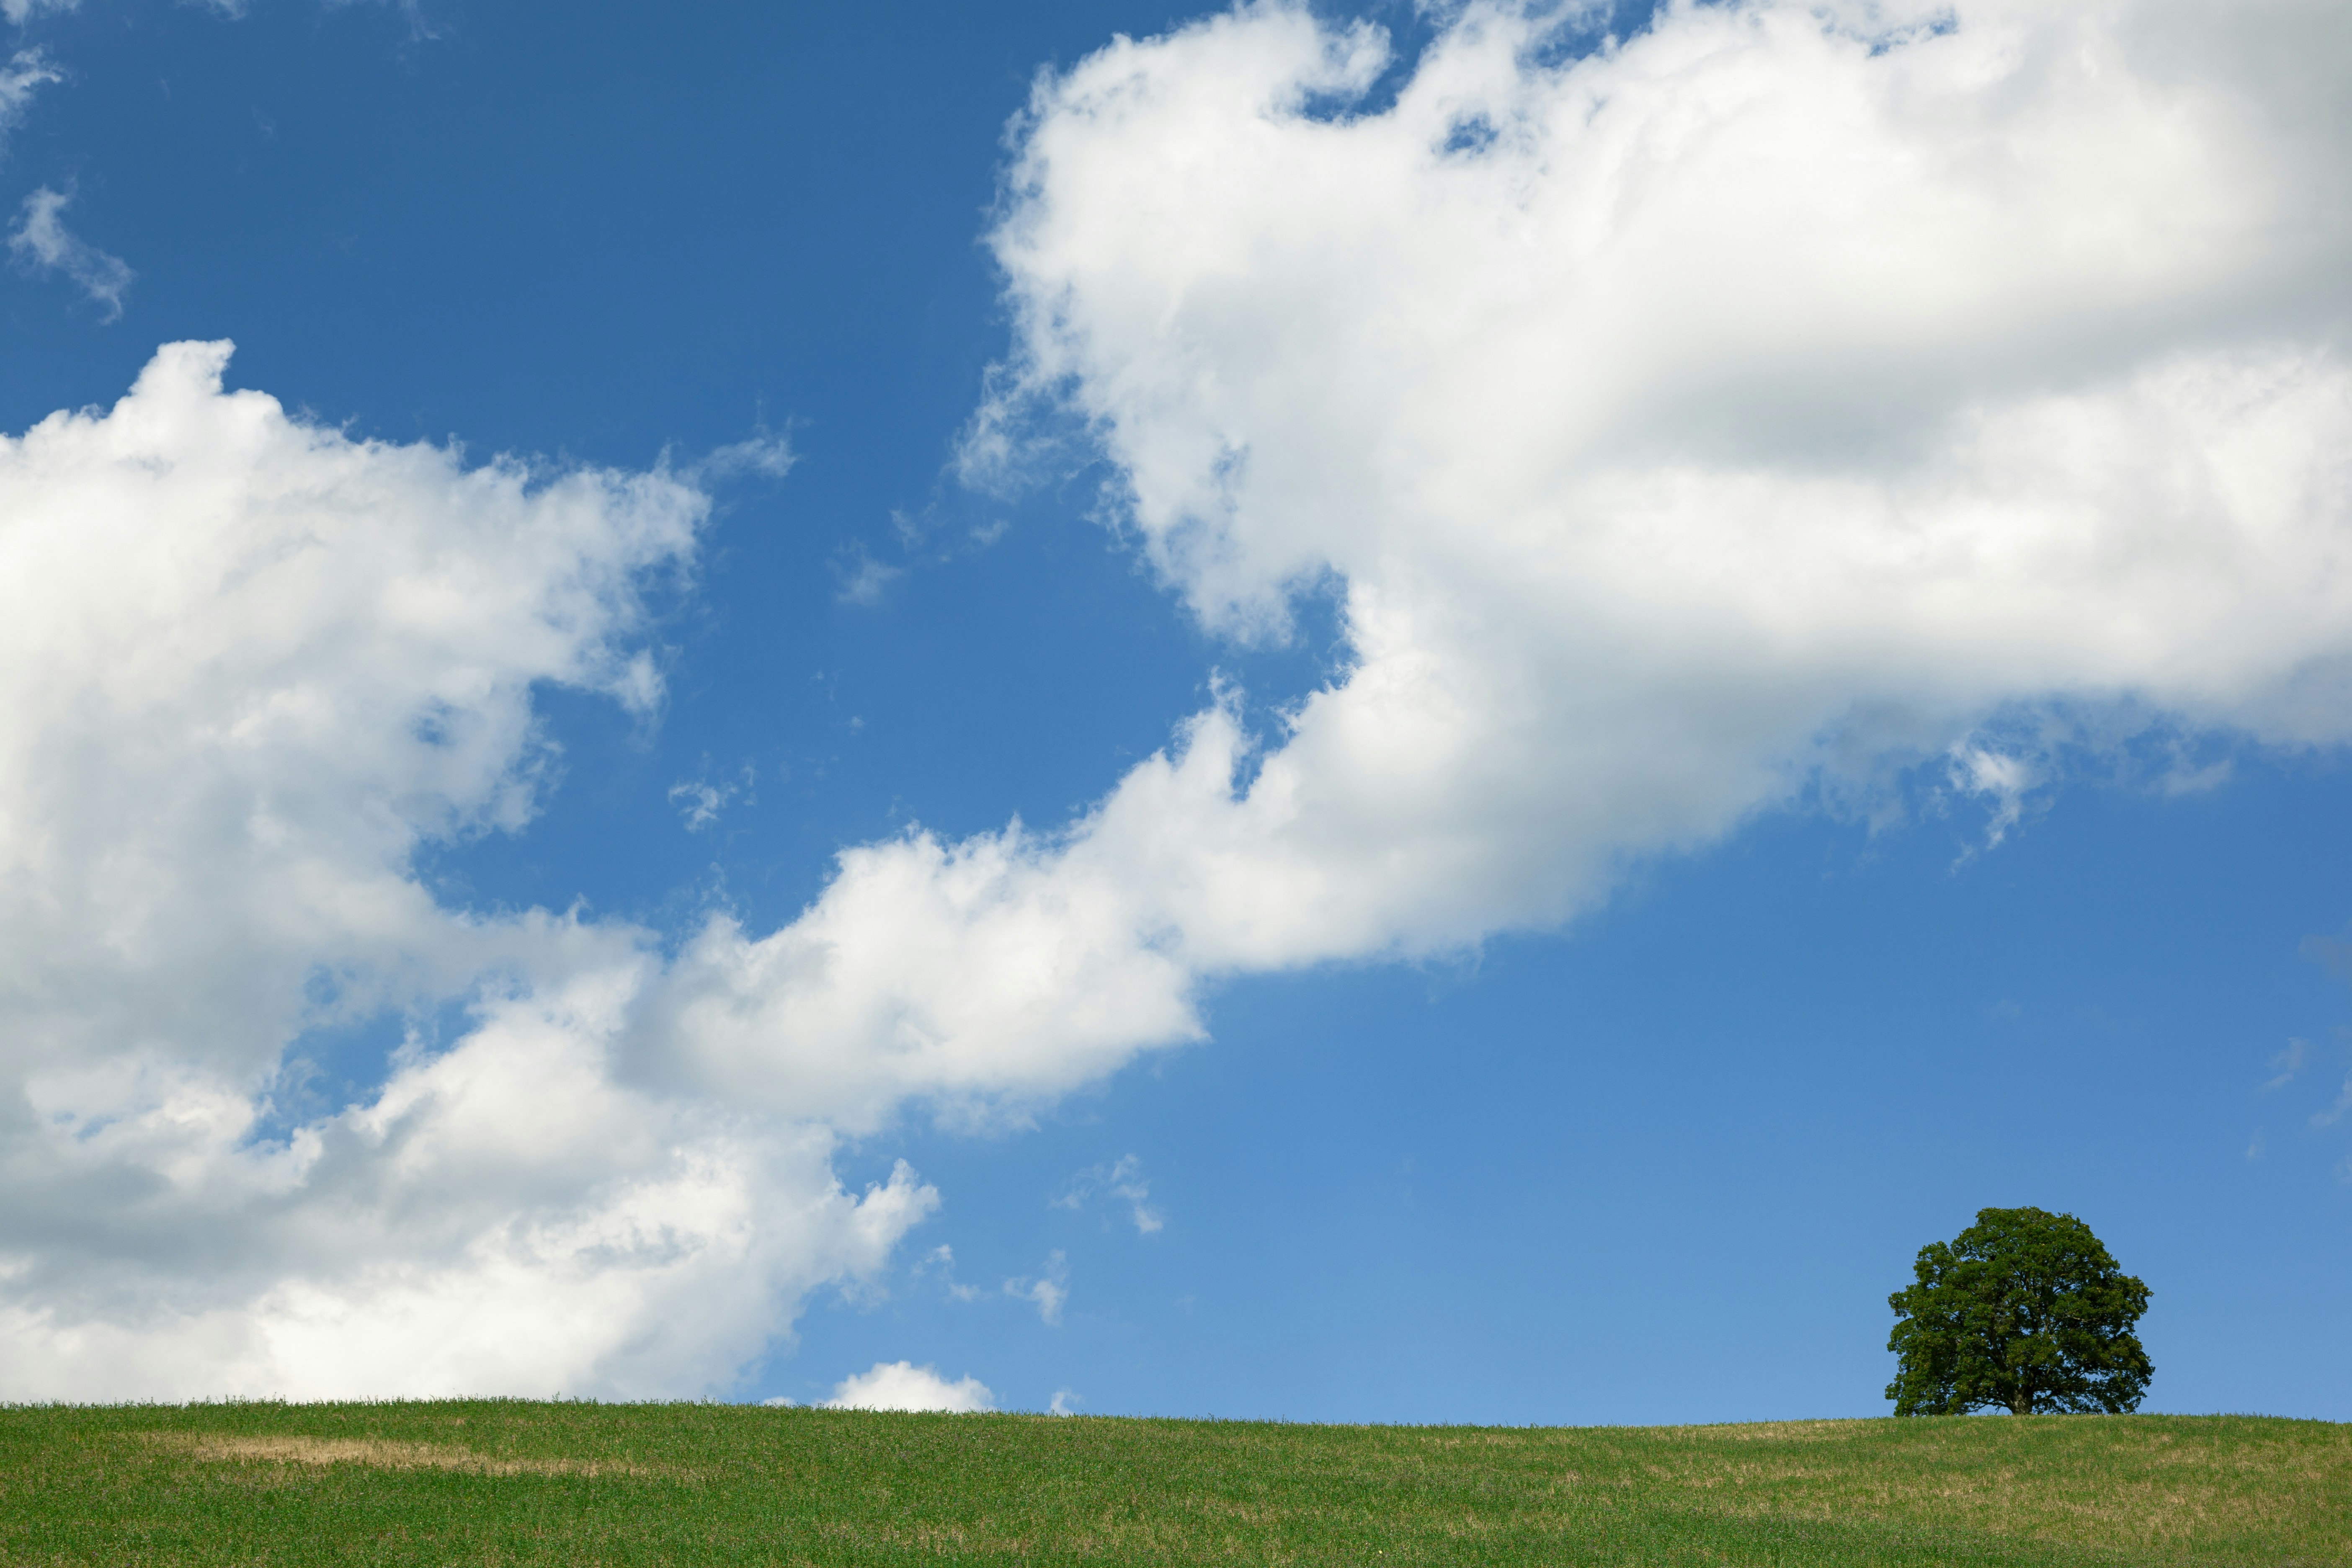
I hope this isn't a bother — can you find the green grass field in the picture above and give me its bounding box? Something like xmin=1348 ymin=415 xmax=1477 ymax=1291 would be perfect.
xmin=0 ymin=1403 xmax=2343 ymax=1566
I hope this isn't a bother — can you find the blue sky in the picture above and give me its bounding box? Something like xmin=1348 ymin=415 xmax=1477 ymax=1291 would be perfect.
xmin=1 ymin=0 xmax=2348 ymax=1421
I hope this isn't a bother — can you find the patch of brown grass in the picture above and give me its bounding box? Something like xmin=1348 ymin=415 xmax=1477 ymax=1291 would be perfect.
xmin=1701 ymin=1419 xmax=1866 ymax=1443
xmin=144 ymin=1433 xmax=660 ymax=1479
xmin=1602 ymin=1421 xmax=2352 ymax=1551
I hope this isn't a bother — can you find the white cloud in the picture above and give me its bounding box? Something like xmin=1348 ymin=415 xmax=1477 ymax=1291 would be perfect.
xmin=912 ymin=1243 xmax=985 ymax=1302
xmin=1948 ymin=746 xmax=2036 ymax=852
xmin=2158 ymin=755 xmax=2235 ymax=797
xmin=1005 ymin=1251 xmax=1068 ymax=1326
xmin=2263 ymin=1038 xmax=2311 ymax=1092
xmin=640 ymin=818 xmax=1205 ymax=1133
xmin=650 ymin=0 xmax=2352 ymax=1140
xmin=11 ymin=1 xmax=439 ymax=35
xmin=696 ymin=433 xmax=797 ymax=483
xmin=823 ymin=1359 xmax=995 ymax=1413
xmin=833 ymin=543 xmax=903 ymax=606
xmin=0 ymin=340 xmax=1182 ymax=1400
xmin=670 ymin=780 xmax=731 ymax=830
xmin=1055 ymin=1155 xmax=1163 ymax=1234
xmin=669 ymin=765 xmax=756 ymax=832
xmin=578 ymin=0 xmax=2352 ymax=1156
xmin=1110 ymin=1157 xmax=1162 ymax=1235
xmin=10 ymin=186 xmax=134 ymax=321
xmin=0 ymin=342 xmax=692 ymax=1096
xmin=1048 ymin=1387 xmax=1081 ymax=1414
xmin=0 ymin=46 xmax=57 ymax=146
xmin=0 ymin=343 xmax=942 ymax=1400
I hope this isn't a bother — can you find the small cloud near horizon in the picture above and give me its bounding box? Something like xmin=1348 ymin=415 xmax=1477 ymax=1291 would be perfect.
xmin=822 ymin=1360 xmax=994 ymax=1413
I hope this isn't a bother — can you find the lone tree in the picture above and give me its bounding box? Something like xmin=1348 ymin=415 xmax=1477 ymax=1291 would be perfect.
xmin=1886 ymin=1206 xmax=2151 ymax=1416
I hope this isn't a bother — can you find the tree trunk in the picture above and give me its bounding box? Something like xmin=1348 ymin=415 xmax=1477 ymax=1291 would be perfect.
xmin=2010 ymin=1386 xmax=2032 ymax=1416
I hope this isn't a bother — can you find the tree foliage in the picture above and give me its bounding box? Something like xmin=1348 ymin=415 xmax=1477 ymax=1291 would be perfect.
xmin=1886 ymin=1206 xmax=2151 ymax=1416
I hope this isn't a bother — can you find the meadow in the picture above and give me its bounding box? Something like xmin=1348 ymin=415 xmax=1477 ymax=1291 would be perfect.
xmin=0 ymin=1402 xmax=2342 ymax=1565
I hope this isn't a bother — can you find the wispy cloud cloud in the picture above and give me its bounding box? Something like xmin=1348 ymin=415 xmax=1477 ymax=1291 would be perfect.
xmin=694 ymin=432 xmax=797 ymax=484
xmin=1949 ymin=745 xmax=2037 ymax=855
xmin=832 ymin=542 xmax=903 ymax=607
xmin=2262 ymin=1038 xmax=2311 ymax=1093
xmin=912 ymin=1243 xmax=985 ymax=1303
xmin=1052 ymin=1155 xmax=1164 ymax=1235
xmin=10 ymin=186 xmax=134 ymax=321
xmin=0 ymin=46 xmax=58 ymax=147
xmin=1 ymin=2 xmax=77 ymax=26
xmin=1004 ymin=1251 xmax=1068 ymax=1326
xmin=667 ymin=763 xmax=757 ymax=832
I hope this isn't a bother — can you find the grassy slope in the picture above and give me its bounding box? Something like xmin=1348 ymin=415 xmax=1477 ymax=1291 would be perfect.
xmin=0 ymin=1404 xmax=2343 ymax=1566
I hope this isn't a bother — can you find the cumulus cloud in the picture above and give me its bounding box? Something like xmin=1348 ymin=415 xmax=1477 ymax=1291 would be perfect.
xmin=673 ymin=0 xmax=2352 ymax=1132
xmin=10 ymin=186 xmax=134 ymax=320
xmin=629 ymin=0 xmax=2352 ymax=1173
xmin=536 ymin=0 xmax=2352 ymax=1149
xmin=0 ymin=343 xmax=939 ymax=1399
xmin=0 ymin=341 xmax=1149 ymax=1397
xmin=823 ymin=1359 xmax=995 ymax=1413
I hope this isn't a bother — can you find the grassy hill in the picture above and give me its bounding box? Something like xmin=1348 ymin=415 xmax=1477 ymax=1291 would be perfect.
xmin=0 ymin=1402 xmax=2343 ymax=1565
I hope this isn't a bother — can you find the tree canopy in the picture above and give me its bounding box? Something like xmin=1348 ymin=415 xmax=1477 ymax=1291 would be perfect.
xmin=1886 ymin=1206 xmax=2152 ymax=1416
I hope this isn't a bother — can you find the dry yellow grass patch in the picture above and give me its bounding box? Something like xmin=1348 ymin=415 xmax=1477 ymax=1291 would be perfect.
xmin=144 ymin=1433 xmax=659 ymax=1479
xmin=1568 ymin=1421 xmax=2352 ymax=1553
xmin=1700 ymin=1419 xmax=1865 ymax=1442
